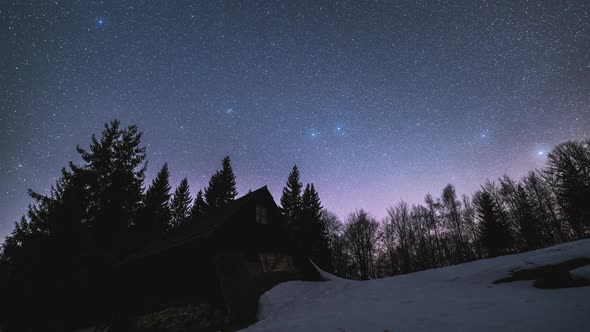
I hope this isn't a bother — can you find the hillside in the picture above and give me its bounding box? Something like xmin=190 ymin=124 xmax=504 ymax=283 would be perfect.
xmin=241 ymin=240 xmax=590 ymax=332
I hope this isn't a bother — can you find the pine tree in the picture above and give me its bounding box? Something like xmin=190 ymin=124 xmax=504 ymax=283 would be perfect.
xmin=190 ymin=190 xmax=207 ymax=222
xmin=302 ymin=184 xmax=323 ymax=222
xmin=138 ymin=163 xmax=171 ymax=237
xmin=0 ymin=120 xmax=147 ymax=329
xmin=76 ymin=120 xmax=147 ymax=244
xmin=280 ymin=165 xmax=303 ymax=223
xmin=170 ymin=178 xmax=192 ymax=228
xmin=204 ymin=156 xmax=238 ymax=209
xmin=474 ymin=190 xmax=512 ymax=257
xmin=301 ymin=183 xmax=330 ymax=269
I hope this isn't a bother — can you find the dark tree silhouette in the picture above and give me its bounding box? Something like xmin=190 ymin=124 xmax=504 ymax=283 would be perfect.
xmin=301 ymin=183 xmax=331 ymax=270
xmin=0 ymin=119 xmax=147 ymax=330
xmin=77 ymin=120 xmax=147 ymax=256
xmin=137 ymin=163 xmax=171 ymax=239
xmin=170 ymin=178 xmax=192 ymax=228
xmin=279 ymin=168 xmax=330 ymax=269
xmin=190 ymin=189 xmax=208 ymax=222
xmin=545 ymin=139 xmax=590 ymax=238
xmin=523 ymin=171 xmax=564 ymax=245
xmin=342 ymin=210 xmax=380 ymax=280
xmin=425 ymin=193 xmax=443 ymax=266
xmin=514 ymin=185 xmax=541 ymax=250
xmin=2 ymin=119 xmax=590 ymax=328
xmin=441 ymin=184 xmax=470 ymax=262
xmin=280 ymin=165 xmax=303 ymax=224
xmin=320 ymin=210 xmax=350 ymax=276
xmin=474 ymin=190 xmax=512 ymax=257
xmin=385 ymin=201 xmax=413 ymax=274
xmin=205 ymin=156 xmax=238 ymax=209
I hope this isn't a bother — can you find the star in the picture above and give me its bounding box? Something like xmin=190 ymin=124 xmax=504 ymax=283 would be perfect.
xmin=96 ymin=17 xmax=106 ymax=27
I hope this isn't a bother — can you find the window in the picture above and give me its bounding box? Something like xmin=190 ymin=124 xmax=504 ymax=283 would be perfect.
xmin=256 ymin=205 xmax=268 ymax=224
xmin=258 ymin=253 xmax=295 ymax=272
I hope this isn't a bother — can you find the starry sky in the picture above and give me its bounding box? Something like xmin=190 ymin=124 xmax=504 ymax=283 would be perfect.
xmin=1 ymin=0 xmax=589 ymax=239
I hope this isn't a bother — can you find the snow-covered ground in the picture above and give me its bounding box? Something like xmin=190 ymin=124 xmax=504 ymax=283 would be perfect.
xmin=241 ymin=240 xmax=590 ymax=332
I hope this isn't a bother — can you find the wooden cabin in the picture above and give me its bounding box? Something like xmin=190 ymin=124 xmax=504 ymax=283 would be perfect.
xmin=116 ymin=186 xmax=322 ymax=324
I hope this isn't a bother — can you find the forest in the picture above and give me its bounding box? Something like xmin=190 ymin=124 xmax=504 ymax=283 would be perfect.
xmin=0 ymin=120 xmax=589 ymax=329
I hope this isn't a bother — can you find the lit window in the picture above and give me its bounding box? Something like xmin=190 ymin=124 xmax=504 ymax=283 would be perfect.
xmin=259 ymin=253 xmax=295 ymax=272
xmin=256 ymin=205 xmax=268 ymax=224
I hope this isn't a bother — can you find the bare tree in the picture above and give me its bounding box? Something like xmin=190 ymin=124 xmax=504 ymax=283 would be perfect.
xmin=461 ymin=194 xmax=479 ymax=259
xmin=441 ymin=184 xmax=469 ymax=263
xmin=386 ymin=201 xmax=413 ymax=274
xmin=320 ymin=210 xmax=350 ymax=277
xmin=425 ymin=194 xmax=443 ymax=266
xmin=342 ymin=210 xmax=380 ymax=280
xmin=523 ymin=171 xmax=564 ymax=244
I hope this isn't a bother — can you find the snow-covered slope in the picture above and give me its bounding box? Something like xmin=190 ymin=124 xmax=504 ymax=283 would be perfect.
xmin=241 ymin=240 xmax=590 ymax=332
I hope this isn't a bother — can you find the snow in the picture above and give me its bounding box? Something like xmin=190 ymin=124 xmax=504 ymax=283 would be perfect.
xmin=241 ymin=239 xmax=590 ymax=332
xmin=571 ymin=265 xmax=590 ymax=281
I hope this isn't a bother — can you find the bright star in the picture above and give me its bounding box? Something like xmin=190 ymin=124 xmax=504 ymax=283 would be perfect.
xmin=334 ymin=125 xmax=345 ymax=136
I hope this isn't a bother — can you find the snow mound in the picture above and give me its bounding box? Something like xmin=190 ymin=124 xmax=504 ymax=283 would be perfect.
xmin=241 ymin=239 xmax=590 ymax=332
xmin=571 ymin=265 xmax=590 ymax=281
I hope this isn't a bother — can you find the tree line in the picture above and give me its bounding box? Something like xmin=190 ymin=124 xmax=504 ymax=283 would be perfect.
xmin=0 ymin=120 xmax=588 ymax=328
xmin=319 ymin=139 xmax=590 ymax=280
xmin=0 ymin=120 xmax=241 ymax=330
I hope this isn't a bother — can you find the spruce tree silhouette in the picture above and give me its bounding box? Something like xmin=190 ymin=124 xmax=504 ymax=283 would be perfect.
xmin=0 ymin=119 xmax=147 ymax=330
xmin=474 ymin=190 xmax=512 ymax=257
xmin=76 ymin=120 xmax=147 ymax=259
xmin=170 ymin=178 xmax=192 ymax=228
xmin=204 ymin=156 xmax=238 ymax=209
xmin=138 ymin=163 xmax=171 ymax=240
xmin=190 ymin=189 xmax=208 ymax=222
xmin=280 ymin=167 xmax=330 ymax=268
xmin=280 ymin=165 xmax=303 ymax=224
xmin=302 ymin=183 xmax=331 ymax=270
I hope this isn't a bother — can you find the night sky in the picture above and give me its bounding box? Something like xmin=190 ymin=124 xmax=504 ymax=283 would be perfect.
xmin=1 ymin=0 xmax=589 ymax=239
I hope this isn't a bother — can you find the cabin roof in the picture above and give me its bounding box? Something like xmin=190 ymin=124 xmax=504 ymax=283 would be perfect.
xmin=124 ymin=186 xmax=278 ymax=263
